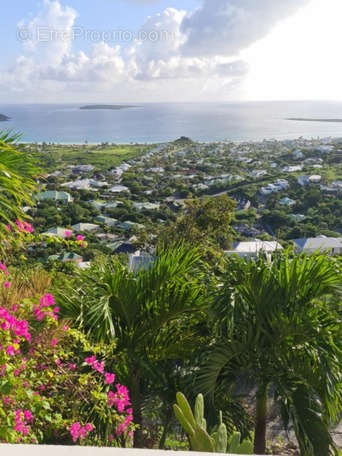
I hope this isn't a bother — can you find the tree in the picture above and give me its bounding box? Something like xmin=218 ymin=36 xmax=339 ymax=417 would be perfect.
xmin=57 ymin=244 xmax=208 ymax=448
xmin=0 ymin=134 xmax=38 ymax=229
xmin=197 ymin=252 xmax=342 ymax=455
xmin=160 ymin=195 xmax=236 ymax=251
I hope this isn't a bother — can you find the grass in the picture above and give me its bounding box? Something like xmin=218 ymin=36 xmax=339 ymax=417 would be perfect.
xmin=24 ymin=143 xmax=153 ymax=172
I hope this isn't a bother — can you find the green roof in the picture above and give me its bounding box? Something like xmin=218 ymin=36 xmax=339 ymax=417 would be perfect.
xmin=37 ymin=191 xmax=72 ymax=201
xmin=48 ymin=252 xmax=83 ymax=261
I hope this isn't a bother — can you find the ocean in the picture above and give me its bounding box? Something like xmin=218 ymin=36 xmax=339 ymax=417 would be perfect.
xmin=1 ymin=101 xmax=342 ymax=144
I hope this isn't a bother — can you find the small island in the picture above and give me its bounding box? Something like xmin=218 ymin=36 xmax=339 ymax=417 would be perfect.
xmin=285 ymin=117 xmax=342 ymax=123
xmin=80 ymin=105 xmax=139 ymax=110
xmin=0 ymin=114 xmax=10 ymax=122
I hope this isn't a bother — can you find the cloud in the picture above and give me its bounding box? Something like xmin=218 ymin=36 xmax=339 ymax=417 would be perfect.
xmin=18 ymin=0 xmax=78 ymax=65
xmin=181 ymin=0 xmax=312 ymax=56
xmin=0 ymin=0 xmax=318 ymax=102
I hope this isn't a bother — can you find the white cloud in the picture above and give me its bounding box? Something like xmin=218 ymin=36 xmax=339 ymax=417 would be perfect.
xmin=181 ymin=0 xmax=312 ymax=56
xmin=1 ymin=0 xmax=334 ymax=102
xmin=18 ymin=0 xmax=78 ymax=65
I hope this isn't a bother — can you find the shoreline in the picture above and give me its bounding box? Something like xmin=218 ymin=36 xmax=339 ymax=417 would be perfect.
xmin=286 ymin=117 xmax=342 ymax=123
xmin=18 ymin=134 xmax=342 ymax=147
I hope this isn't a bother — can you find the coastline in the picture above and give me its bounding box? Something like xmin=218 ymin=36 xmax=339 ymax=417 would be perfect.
xmin=286 ymin=117 xmax=342 ymax=123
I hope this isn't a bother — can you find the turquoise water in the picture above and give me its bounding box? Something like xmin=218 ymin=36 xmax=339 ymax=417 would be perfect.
xmin=1 ymin=101 xmax=342 ymax=143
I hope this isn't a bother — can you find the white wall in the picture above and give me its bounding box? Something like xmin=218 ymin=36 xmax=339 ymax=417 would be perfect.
xmin=0 ymin=445 xmax=263 ymax=456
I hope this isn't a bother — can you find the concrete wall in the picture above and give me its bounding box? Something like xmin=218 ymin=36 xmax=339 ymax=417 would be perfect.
xmin=0 ymin=445 xmax=262 ymax=456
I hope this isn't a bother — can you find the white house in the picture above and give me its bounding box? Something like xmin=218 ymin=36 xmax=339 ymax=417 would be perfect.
xmin=293 ymin=236 xmax=342 ymax=254
xmin=109 ymin=185 xmax=130 ymax=193
xmin=225 ymin=241 xmax=283 ymax=259
xmin=282 ymin=165 xmax=303 ymax=172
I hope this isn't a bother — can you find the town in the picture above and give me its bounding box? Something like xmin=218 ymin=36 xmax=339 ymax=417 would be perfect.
xmin=21 ymin=135 xmax=342 ymax=266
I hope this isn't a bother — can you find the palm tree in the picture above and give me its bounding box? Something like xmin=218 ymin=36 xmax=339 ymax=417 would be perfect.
xmin=58 ymin=244 xmax=208 ymax=447
xmin=0 ymin=132 xmax=38 ymax=228
xmin=197 ymin=252 xmax=342 ymax=455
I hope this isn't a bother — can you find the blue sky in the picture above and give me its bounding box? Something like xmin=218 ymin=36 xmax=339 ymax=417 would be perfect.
xmin=1 ymin=0 xmax=342 ymax=102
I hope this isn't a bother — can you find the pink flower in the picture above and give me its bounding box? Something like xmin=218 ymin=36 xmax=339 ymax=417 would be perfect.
xmin=39 ymin=294 xmax=55 ymax=307
xmin=4 ymin=281 xmax=11 ymax=289
xmin=6 ymin=345 xmax=16 ymax=356
xmin=105 ymin=373 xmax=116 ymax=384
xmin=50 ymin=338 xmax=58 ymax=347
xmin=76 ymin=235 xmax=85 ymax=241
xmin=23 ymin=410 xmax=34 ymax=422
xmin=85 ymin=355 xmax=97 ymax=365
xmin=64 ymin=230 xmax=72 ymax=237
xmin=93 ymin=361 xmax=105 ymax=374
xmin=0 ymin=262 xmax=9 ymax=275
xmin=70 ymin=422 xmax=93 ymax=443
xmin=15 ymin=220 xmax=34 ymax=233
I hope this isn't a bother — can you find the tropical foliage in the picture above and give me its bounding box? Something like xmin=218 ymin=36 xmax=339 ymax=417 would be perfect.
xmin=0 ymin=266 xmax=134 ymax=445
xmin=0 ymin=134 xmax=38 ymax=228
xmin=57 ymin=244 xmax=209 ymax=447
xmin=196 ymin=252 xmax=342 ymax=455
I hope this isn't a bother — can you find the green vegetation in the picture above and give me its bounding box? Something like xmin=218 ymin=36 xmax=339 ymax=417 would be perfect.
xmin=174 ymin=392 xmax=253 ymax=454
xmin=0 ymin=133 xmax=38 ymax=228
xmin=1 ymin=135 xmax=342 ymax=454
xmin=27 ymin=143 xmax=151 ymax=171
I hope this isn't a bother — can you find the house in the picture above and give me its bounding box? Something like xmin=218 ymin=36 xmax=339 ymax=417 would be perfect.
xmin=95 ymin=216 xmax=118 ymax=227
xmin=289 ymin=214 xmax=306 ymax=222
xmin=106 ymin=241 xmax=136 ymax=254
xmin=133 ymin=202 xmax=160 ymax=211
xmin=71 ymin=223 xmax=100 ymax=232
xmin=48 ymin=252 xmax=83 ymax=263
xmin=298 ymin=175 xmax=322 ymax=186
xmin=41 ymin=227 xmax=73 ymax=238
xmin=128 ymin=251 xmax=155 ymax=273
xmin=62 ymin=179 xmax=108 ymax=190
xmin=279 ymin=197 xmax=296 ymax=206
xmin=275 ymin=179 xmax=289 ymax=189
xmin=36 ymin=191 xmax=72 ymax=203
xmin=119 ymin=221 xmax=145 ymax=231
xmin=233 ymin=198 xmax=251 ymax=211
xmin=72 ymin=164 xmax=94 ymax=173
xmin=91 ymin=200 xmax=106 ymax=210
xmin=225 ymin=241 xmax=283 ymax=259
xmin=282 ymin=165 xmax=303 ymax=172
xmin=293 ymin=236 xmax=342 ymax=254
xmin=109 ymin=185 xmax=130 ymax=193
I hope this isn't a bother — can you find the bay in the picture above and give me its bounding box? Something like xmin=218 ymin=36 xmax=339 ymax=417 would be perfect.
xmin=1 ymin=101 xmax=342 ymax=144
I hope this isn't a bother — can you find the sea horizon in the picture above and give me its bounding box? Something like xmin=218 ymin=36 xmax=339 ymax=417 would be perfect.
xmin=1 ymin=100 xmax=342 ymax=144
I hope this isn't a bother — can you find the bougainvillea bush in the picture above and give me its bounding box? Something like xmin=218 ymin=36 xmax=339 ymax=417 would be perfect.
xmin=0 ymin=223 xmax=134 ymax=446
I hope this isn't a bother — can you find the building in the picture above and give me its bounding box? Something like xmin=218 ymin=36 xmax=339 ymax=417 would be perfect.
xmin=293 ymin=236 xmax=342 ymax=254
xmin=95 ymin=216 xmax=118 ymax=227
xmin=71 ymin=223 xmax=100 ymax=232
xmin=48 ymin=252 xmax=83 ymax=263
xmin=36 ymin=190 xmax=72 ymax=203
xmin=279 ymin=197 xmax=296 ymax=206
xmin=41 ymin=227 xmax=73 ymax=238
xmin=225 ymin=240 xmax=283 ymax=259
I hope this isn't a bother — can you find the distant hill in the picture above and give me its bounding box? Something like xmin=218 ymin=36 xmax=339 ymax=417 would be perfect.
xmin=0 ymin=114 xmax=9 ymax=122
xmin=80 ymin=105 xmax=139 ymax=110
xmin=173 ymin=136 xmax=194 ymax=144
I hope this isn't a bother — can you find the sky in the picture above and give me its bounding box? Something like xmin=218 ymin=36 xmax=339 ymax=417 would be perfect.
xmin=1 ymin=0 xmax=342 ymax=103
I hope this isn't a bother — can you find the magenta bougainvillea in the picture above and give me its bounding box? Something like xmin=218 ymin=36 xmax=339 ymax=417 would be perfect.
xmin=0 ymin=227 xmax=134 ymax=445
